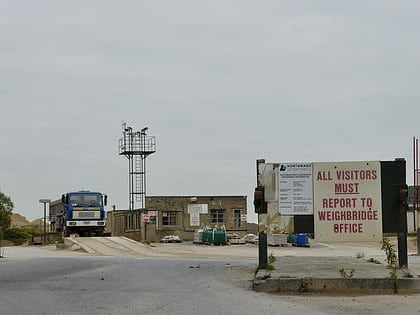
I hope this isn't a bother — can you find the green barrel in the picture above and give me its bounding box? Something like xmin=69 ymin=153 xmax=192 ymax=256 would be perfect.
xmin=202 ymin=229 xmax=212 ymax=243
xmin=213 ymin=229 xmax=227 ymax=244
xmin=287 ymin=233 xmax=297 ymax=244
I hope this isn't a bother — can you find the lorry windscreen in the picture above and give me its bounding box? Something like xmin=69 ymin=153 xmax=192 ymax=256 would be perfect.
xmin=69 ymin=194 xmax=102 ymax=207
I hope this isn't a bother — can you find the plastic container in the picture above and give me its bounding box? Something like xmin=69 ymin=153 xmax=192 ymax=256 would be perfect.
xmin=201 ymin=229 xmax=212 ymax=243
xmin=193 ymin=230 xmax=203 ymax=243
xmin=213 ymin=229 xmax=227 ymax=244
xmin=287 ymin=233 xmax=297 ymax=244
xmin=296 ymin=233 xmax=308 ymax=245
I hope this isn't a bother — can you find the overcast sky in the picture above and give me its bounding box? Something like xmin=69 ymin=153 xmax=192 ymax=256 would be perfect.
xmin=1 ymin=1 xmax=420 ymax=223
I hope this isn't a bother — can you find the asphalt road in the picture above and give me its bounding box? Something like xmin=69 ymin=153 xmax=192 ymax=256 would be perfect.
xmin=1 ymin=246 xmax=420 ymax=315
xmin=0 ymin=246 xmax=321 ymax=315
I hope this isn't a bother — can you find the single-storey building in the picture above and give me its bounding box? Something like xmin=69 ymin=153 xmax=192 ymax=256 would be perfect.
xmin=106 ymin=195 xmax=248 ymax=242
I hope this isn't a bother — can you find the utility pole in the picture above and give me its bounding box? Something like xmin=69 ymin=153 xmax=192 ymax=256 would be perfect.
xmin=39 ymin=199 xmax=50 ymax=244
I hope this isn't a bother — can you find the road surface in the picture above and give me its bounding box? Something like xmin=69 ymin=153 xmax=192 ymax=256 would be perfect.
xmin=1 ymin=241 xmax=420 ymax=314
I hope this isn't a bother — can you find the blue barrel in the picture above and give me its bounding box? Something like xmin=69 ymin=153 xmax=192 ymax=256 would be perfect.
xmin=296 ymin=234 xmax=308 ymax=245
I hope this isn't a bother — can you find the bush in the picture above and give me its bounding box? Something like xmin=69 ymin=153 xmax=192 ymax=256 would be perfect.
xmin=4 ymin=227 xmax=43 ymax=245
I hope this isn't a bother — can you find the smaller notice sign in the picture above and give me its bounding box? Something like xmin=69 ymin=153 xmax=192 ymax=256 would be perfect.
xmin=278 ymin=163 xmax=314 ymax=215
xmin=188 ymin=204 xmax=208 ymax=226
xmin=190 ymin=209 xmax=200 ymax=226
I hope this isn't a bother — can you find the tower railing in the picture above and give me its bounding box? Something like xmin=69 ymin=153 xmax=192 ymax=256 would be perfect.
xmin=119 ymin=123 xmax=156 ymax=210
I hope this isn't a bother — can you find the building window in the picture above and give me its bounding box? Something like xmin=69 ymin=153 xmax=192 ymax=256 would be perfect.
xmin=162 ymin=211 xmax=177 ymax=226
xmin=210 ymin=209 xmax=225 ymax=224
xmin=125 ymin=213 xmax=133 ymax=231
xmin=234 ymin=210 xmax=241 ymax=228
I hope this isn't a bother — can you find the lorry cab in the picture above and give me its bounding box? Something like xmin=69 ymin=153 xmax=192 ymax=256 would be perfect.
xmin=60 ymin=191 xmax=107 ymax=236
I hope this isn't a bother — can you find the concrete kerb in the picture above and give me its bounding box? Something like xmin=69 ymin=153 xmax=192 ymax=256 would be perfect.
xmin=252 ymin=240 xmax=420 ymax=294
xmin=253 ymin=275 xmax=420 ymax=294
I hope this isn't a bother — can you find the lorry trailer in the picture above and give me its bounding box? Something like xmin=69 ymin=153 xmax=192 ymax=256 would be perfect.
xmin=49 ymin=191 xmax=107 ymax=236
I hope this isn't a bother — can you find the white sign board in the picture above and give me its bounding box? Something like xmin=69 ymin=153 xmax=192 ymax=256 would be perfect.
xmin=313 ymin=161 xmax=382 ymax=242
xmin=188 ymin=204 xmax=209 ymax=226
xmin=278 ymin=163 xmax=313 ymax=215
xmin=188 ymin=204 xmax=208 ymax=214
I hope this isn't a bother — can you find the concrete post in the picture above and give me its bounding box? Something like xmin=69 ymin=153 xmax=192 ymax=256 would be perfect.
xmin=398 ymin=199 xmax=408 ymax=267
xmin=398 ymin=232 xmax=408 ymax=267
xmin=258 ymin=232 xmax=268 ymax=267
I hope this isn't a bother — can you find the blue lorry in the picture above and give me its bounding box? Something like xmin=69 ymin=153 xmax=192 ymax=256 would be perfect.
xmin=49 ymin=191 xmax=107 ymax=236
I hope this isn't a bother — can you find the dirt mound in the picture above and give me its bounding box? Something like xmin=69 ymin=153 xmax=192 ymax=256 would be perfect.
xmin=31 ymin=218 xmax=42 ymax=225
xmin=11 ymin=213 xmax=31 ymax=227
xmin=10 ymin=213 xmax=46 ymax=229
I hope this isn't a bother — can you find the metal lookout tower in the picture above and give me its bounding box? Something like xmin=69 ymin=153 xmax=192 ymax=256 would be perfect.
xmin=119 ymin=123 xmax=156 ymax=210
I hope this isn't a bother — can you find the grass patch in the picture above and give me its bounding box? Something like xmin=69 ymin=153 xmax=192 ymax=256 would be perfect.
xmin=339 ymin=268 xmax=354 ymax=278
xmin=402 ymin=270 xmax=415 ymax=278
xmin=258 ymin=263 xmax=275 ymax=271
xmin=367 ymin=258 xmax=381 ymax=264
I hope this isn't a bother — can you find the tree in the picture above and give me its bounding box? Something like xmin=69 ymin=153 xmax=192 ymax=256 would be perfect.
xmin=0 ymin=190 xmax=14 ymax=233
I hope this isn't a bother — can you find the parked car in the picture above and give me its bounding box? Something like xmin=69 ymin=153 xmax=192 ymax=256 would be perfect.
xmin=243 ymin=233 xmax=259 ymax=244
xmin=160 ymin=235 xmax=181 ymax=243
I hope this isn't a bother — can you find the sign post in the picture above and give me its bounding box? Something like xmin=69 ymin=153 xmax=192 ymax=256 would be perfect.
xmin=256 ymin=159 xmax=267 ymax=268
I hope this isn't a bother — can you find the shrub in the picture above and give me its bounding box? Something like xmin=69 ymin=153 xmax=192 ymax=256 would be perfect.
xmin=4 ymin=227 xmax=43 ymax=245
